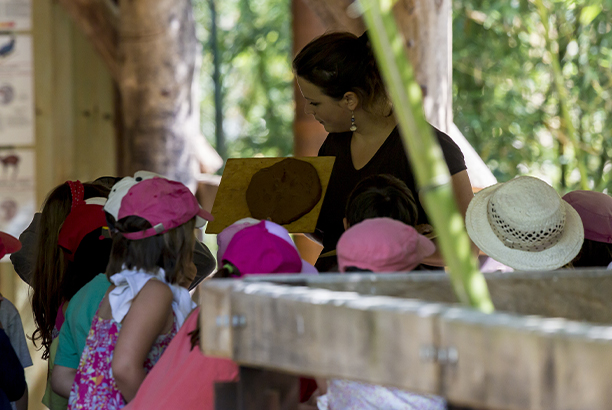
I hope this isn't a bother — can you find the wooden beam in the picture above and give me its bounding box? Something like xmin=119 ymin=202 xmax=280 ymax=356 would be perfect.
xmin=56 ymin=0 xmax=119 ymax=82
xmin=241 ymin=270 xmax=612 ymax=324
xmin=199 ymin=275 xmax=612 ymax=410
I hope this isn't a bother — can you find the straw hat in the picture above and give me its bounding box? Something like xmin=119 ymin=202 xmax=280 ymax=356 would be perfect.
xmin=465 ymin=176 xmax=584 ymax=271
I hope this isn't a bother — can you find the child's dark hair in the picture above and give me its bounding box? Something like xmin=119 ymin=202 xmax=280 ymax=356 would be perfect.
xmin=345 ymin=174 xmax=418 ymax=228
xmin=571 ymin=239 xmax=612 ymax=268
xmin=293 ymin=31 xmax=389 ymax=113
xmin=105 ymin=215 xmax=196 ymax=285
xmin=31 ymin=182 xmax=110 ymax=359
xmin=188 ymin=263 xmax=238 ymax=350
xmin=59 ymin=227 xmax=112 ymax=302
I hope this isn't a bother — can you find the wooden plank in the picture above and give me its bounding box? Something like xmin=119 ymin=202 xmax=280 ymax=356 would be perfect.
xmin=199 ymin=280 xmax=442 ymax=394
xmin=205 ymin=157 xmax=335 ymax=234
xmin=241 ymin=270 xmax=612 ymax=323
xmin=199 ymin=277 xmax=612 ymax=409
xmin=72 ymin=28 xmax=116 ymax=181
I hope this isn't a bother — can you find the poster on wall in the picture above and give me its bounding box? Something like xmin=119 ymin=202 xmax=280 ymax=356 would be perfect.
xmin=0 ymin=33 xmax=34 ymax=146
xmin=0 ymin=148 xmax=35 ymax=257
xmin=0 ymin=0 xmax=31 ymax=31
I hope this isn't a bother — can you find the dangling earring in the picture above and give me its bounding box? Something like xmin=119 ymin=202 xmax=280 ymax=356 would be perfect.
xmin=350 ymin=111 xmax=357 ymax=132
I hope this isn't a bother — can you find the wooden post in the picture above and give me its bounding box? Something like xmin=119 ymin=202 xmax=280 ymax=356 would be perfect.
xmin=119 ymin=0 xmax=201 ymax=188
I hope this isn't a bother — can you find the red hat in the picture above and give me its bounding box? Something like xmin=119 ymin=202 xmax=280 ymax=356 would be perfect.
xmin=115 ymin=177 xmax=213 ymax=240
xmin=0 ymin=231 xmax=21 ymax=259
xmin=222 ymin=221 xmax=303 ymax=276
xmin=337 ymin=218 xmax=435 ymax=272
xmin=58 ymin=202 xmax=108 ymax=261
xmin=563 ymin=190 xmax=612 ymax=244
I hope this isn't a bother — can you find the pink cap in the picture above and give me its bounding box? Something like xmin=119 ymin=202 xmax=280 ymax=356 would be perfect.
xmin=115 ymin=177 xmax=213 ymax=240
xmin=563 ymin=190 xmax=612 ymax=243
xmin=221 ymin=221 xmax=310 ymax=276
xmin=218 ymin=219 xmax=317 ymax=274
xmin=0 ymin=231 xmax=21 ymax=259
xmin=337 ymin=218 xmax=436 ymax=272
xmin=58 ymin=203 xmax=108 ymax=261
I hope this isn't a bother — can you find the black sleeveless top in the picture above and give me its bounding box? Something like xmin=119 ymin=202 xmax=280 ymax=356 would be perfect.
xmin=316 ymin=126 xmax=467 ymax=254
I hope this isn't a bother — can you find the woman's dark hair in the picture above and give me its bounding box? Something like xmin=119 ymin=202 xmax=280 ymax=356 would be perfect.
xmin=105 ymin=215 xmax=196 ymax=286
xmin=31 ymin=182 xmax=110 ymax=359
xmin=293 ymin=31 xmax=389 ymax=112
xmin=571 ymin=239 xmax=612 ymax=268
xmin=345 ymin=174 xmax=418 ymax=228
xmin=59 ymin=228 xmax=112 ymax=302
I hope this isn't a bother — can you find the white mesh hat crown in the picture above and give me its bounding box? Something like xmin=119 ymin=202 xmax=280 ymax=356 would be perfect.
xmin=466 ymin=176 xmax=584 ymax=271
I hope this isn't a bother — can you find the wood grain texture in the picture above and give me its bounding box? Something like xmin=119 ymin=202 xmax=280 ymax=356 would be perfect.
xmin=205 ymin=157 xmax=335 ymax=234
xmin=199 ymin=272 xmax=612 ymax=409
xmin=243 ymin=269 xmax=612 ymax=323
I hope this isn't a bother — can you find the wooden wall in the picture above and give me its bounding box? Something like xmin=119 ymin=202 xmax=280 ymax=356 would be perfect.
xmin=0 ymin=1 xmax=117 ymax=408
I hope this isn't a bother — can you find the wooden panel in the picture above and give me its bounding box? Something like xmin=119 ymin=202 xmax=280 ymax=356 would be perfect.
xmin=199 ymin=280 xmax=442 ymax=394
xmin=72 ymin=27 xmax=116 ymax=182
xmin=206 ymin=157 xmax=335 ymax=234
xmin=199 ymin=276 xmax=612 ymax=409
xmin=241 ymin=270 xmax=612 ymax=323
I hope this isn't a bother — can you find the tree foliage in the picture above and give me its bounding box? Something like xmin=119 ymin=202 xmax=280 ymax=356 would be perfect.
xmin=193 ymin=0 xmax=294 ymax=161
xmin=453 ymin=0 xmax=612 ymax=192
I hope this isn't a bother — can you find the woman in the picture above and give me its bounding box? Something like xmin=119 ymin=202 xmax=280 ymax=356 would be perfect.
xmin=293 ymin=31 xmax=474 ymax=270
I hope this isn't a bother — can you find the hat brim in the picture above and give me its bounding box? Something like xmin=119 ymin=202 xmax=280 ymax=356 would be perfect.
xmin=466 ymin=182 xmax=584 ymax=271
xmin=195 ymin=208 xmax=214 ymax=228
xmin=0 ymin=232 xmax=21 ymax=254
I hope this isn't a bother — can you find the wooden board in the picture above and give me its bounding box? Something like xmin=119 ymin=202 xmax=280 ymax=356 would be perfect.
xmin=199 ymin=275 xmax=612 ymax=410
xmin=240 ymin=269 xmax=612 ymax=324
xmin=206 ymin=157 xmax=335 ymax=234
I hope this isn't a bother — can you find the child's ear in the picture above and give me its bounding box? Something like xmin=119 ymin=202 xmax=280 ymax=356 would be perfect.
xmin=343 ymin=217 xmax=349 ymax=230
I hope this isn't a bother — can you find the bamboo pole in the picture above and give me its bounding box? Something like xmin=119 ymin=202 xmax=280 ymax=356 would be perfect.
xmin=534 ymin=0 xmax=589 ymax=190
xmin=359 ymin=0 xmax=494 ymax=312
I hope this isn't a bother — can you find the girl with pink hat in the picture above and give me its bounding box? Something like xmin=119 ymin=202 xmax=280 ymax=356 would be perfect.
xmin=123 ymin=219 xmax=317 ymax=410
xmin=318 ymin=218 xmax=445 ymax=409
xmin=64 ymin=177 xmax=213 ymax=409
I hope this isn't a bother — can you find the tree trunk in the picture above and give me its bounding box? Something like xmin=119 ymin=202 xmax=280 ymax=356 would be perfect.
xmin=119 ymin=0 xmax=201 ymax=188
xmin=299 ymin=0 xmax=451 ymax=132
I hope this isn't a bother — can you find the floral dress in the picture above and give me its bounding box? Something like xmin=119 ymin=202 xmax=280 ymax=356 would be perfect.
xmin=67 ymin=309 xmax=177 ymax=409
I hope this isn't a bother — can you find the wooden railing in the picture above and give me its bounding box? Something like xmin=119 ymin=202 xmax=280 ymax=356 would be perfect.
xmin=199 ymin=270 xmax=612 ymax=409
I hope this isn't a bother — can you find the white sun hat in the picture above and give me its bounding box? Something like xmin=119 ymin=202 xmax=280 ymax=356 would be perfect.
xmin=465 ymin=176 xmax=584 ymax=271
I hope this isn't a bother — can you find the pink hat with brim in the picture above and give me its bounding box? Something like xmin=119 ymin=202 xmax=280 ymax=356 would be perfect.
xmin=0 ymin=231 xmax=21 ymax=259
xmin=109 ymin=176 xmax=213 ymax=240
xmin=220 ymin=220 xmax=317 ymax=276
xmin=563 ymin=190 xmax=612 ymax=244
xmin=337 ymin=217 xmax=435 ymax=272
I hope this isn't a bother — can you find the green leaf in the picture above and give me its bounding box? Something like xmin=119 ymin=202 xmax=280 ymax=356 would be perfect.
xmin=580 ymin=5 xmax=602 ymax=26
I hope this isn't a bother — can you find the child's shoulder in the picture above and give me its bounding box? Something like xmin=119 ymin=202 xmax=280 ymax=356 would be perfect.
xmin=137 ymin=278 xmax=173 ymax=302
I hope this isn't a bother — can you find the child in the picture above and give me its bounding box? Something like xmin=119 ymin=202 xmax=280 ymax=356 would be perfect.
xmin=465 ymin=176 xmax=584 ymax=271
xmin=320 ymin=217 xmax=444 ymax=409
xmin=562 ymin=190 xmax=612 ymax=268
xmin=44 ymin=197 xmax=112 ymax=409
xmin=337 ymin=217 xmax=435 ymax=273
xmin=0 ymin=232 xmax=31 ymax=410
xmin=317 ymin=174 xmax=421 ymax=272
xmin=66 ymin=177 xmax=212 ymax=409
xmin=123 ymin=219 xmax=316 ymax=410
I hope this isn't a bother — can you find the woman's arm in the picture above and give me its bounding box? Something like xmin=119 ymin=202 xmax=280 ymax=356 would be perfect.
xmin=112 ymin=280 xmax=173 ymax=402
xmin=421 ymin=170 xmax=478 ymax=266
xmin=51 ymin=365 xmax=77 ymax=398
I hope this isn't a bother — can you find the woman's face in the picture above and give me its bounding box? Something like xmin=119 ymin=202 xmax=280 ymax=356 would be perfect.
xmin=297 ymin=77 xmax=352 ymax=133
